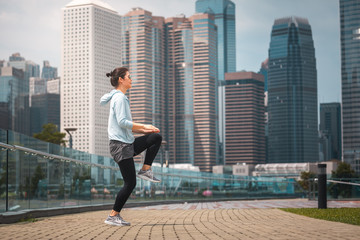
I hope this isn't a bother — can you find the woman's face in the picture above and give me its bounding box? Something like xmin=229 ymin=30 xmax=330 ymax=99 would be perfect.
xmin=120 ymin=71 xmax=132 ymax=89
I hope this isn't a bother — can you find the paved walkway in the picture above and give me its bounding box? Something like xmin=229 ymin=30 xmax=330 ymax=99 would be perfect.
xmin=1 ymin=199 xmax=360 ymax=240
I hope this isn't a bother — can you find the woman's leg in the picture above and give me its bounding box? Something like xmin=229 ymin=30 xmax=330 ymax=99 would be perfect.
xmin=133 ymin=133 xmax=162 ymax=166
xmin=112 ymin=157 xmax=136 ymax=213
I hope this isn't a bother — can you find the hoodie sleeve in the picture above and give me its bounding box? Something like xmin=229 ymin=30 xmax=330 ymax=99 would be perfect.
xmin=113 ymin=94 xmax=133 ymax=130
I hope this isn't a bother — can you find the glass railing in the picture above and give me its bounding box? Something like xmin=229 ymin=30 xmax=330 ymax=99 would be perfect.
xmin=307 ymin=178 xmax=360 ymax=200
xmin=0 ymin=128 xmax=302 ymax=213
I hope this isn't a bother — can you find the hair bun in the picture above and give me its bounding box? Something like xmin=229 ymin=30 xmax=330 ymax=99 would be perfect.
xmin=106 ymin=72 xmax=112 ymax=77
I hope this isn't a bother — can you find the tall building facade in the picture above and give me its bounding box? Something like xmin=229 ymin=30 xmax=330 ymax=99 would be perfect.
xmin=259 ymin=59 xmax=269 ymax=92
xmin=8 ymin=53 xmax=40 ymax=83
xmin=268 ymin=17 xmax=318 ymax=163
xmin=29 ymin=77 xmax=47 ymax=100
xmin=41 ymin=61 xmax=58 ymax=79
xmin=29 ymin=77 xmax=61 ymax=135
xmin=196 ymin=0 xmax=236 ymax=165
xmin=190 ymin=13 xmax=218 ymax=171
xmin=121 ymin=8 xmax=166 ymax=163
xmin=30 ymin=94 xmax=60 ymax=136
xmin=319 ymin=103 xmax=342 ymax=161
xmin=195 ymin=0 xmax=236 ymax=78
xmin=61 ymin=0 xmax=121 ymax=155
xmin=165 ymin=16 xmax=195 ymax=165
xmin=259 ymin=59 xmax=269 ymax=162
xmin=165 ymin=16 xmax=188 ymax=164
xmin=224 ymin=72 xmax=265 ymax=165
xmin=340 ymin=0 xmax=360 ymax=173
xmin=0 ymin=66 xmax=29 ymax=135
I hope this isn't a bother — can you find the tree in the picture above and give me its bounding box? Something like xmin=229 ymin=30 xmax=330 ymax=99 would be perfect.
xmin=33 ymin=123 xmax=66 ymax=146
xmin=297 ymin=171 xmax=316 ymax=191
xmin=332 ymin=162 xmax=357 ymax=179
xmin=329 ymin=162 xmax=358 ymax=198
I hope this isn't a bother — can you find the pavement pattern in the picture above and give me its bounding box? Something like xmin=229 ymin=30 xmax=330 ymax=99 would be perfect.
xmin=1 ymin=199 xmax=360 ymax=240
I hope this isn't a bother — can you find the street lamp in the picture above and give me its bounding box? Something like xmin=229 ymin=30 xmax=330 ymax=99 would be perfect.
xmin=64 ymin=128 xmax=77 ymax=149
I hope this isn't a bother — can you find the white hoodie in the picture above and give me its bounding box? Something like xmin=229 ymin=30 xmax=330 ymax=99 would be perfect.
xmin=100 ymin=89 xmax=134 ymax=143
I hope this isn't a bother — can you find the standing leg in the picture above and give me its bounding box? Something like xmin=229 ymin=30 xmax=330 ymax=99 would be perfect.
xmin=112 ymin=157 xmax=136 ymax=213
xmin=105 ymin=157 xmax=135 ymax=226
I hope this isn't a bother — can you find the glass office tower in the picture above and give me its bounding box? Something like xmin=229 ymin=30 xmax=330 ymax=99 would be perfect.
xmin=340 ymin=0 xmax=360 ymax=173
xmin=320 ymin=103 xmax=342 ymax=161
xmin=196 ymin=0 xmax=236 ymax=165
xmin=268 ymin=17 xmax=318 ymax=163
xmin=190 ymin=13 xmax=218 ymax=171
xmin=174 ymin=20 xmax=195 ymax=164
xmin=195 ymin=0 xmax=236 ymax=79
xmin=41 ymin=61 xmax=58 ymax=80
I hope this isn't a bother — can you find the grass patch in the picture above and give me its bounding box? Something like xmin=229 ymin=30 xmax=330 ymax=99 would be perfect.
xmin=281 ymin=208 xmax=360 ymax=226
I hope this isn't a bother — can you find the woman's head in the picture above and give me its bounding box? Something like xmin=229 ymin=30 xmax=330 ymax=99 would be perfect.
xmin=106 ymin=67 xmax=130 ymax=88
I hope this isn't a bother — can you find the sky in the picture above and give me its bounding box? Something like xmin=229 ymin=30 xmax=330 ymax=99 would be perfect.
xmin=0 ymin=0 xmax=341 ymax=104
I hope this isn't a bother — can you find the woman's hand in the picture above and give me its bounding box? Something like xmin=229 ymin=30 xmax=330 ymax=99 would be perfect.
xmin=143 ymin=124 xmax=160 ymax=133
xmin=132 ymin=124 xmax=160 ymax=134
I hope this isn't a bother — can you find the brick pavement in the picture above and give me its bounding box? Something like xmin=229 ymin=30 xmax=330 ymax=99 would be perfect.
xmin=1 ymin=199 xmax=360 ymax=240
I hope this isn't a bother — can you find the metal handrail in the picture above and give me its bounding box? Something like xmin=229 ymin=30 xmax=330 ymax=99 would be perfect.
xmin=327 ymin=179 xmax=360 ymax=186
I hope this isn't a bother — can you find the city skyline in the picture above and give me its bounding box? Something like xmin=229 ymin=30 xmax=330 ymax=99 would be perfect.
xmin=0 ymin=0 xmax=340 ymax=105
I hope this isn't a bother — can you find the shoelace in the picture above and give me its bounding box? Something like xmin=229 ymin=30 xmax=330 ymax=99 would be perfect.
xmin=116 ymin=214 xmax=125 ymax=222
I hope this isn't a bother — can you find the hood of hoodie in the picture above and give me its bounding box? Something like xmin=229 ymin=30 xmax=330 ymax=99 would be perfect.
xmin=100 ymin=89 xmax=121 ymax=105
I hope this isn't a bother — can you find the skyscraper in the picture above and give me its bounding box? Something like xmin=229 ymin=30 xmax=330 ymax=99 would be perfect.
xmin=30 ymin=93 xmax=60 ymax=136
xmin=259 ymin=59 xmax=269 ymax=162
xmin=61 ymin=0 xmax=121 ymax=155
xmin=165 ymin=16 xmax=195 ymax=164
xmin=268 ymin=17 xmax=318 ymax=163
xmin=29 ymin=77 xmax=61 ymax=135
xmin=8 ymin=53 xmax=40 ymax=82
xmin=41 ymin=61 xmax=58 ymax=80
xmin=0 ymin=66 xmax=28 ymax=134
xmin=195 ymin=0 xmax=236 ymax=78
xmin=340 ymin=0 xmax=360 ymax=173
xmin=320 ymin=103 xmax=342 ymax=161
xmin=121 ymin=8 xmax=166 ymax=163
xmin=224 ymin=71 xmax=265 ymax=165
xmin=196 ymin=0 xmax=236 ymax=164
xmin=190 ymin=13 xmax=218 ymax=171
xmin=2 ymin=53 xmax=37 ymax=136
xmin=259 ymin=59 xmax=269 ymax=92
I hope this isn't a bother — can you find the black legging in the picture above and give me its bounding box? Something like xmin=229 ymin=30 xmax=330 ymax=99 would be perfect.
xmin=113 ymin=133 xmax=162 ymax=212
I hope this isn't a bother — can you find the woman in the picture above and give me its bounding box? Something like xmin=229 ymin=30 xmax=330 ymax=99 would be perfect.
xmin=100 ymin=67 xmax=162 ymax=226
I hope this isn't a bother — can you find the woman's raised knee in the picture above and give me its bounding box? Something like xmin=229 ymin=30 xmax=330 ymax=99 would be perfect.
xmin=152 ymin=133 xmax=162 ymax=143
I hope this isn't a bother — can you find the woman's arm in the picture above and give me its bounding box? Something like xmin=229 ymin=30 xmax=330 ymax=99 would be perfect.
xmin=132 ymin=122 xmax=160 ymax=134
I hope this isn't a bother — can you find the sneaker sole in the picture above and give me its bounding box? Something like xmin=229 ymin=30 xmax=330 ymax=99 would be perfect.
xmin=137 ymin=174 xmax=161 ymax=183
xmin=104 ymin=220 xmax=129 ymax=226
